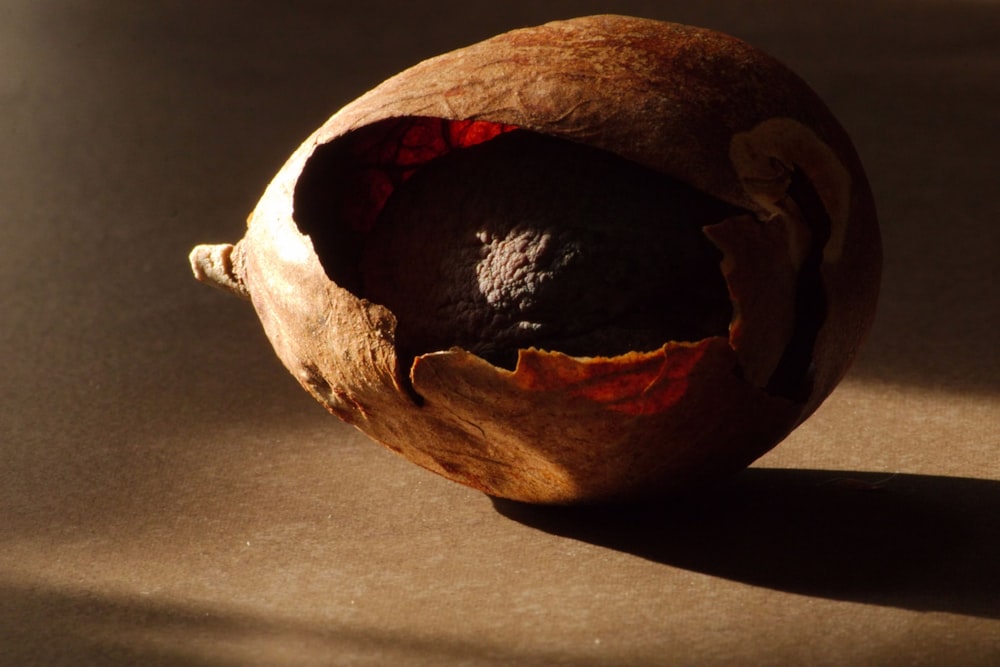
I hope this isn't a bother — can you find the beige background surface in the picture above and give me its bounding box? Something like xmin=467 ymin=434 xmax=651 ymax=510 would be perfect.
xmin=1 ymin=1 xmax=998 ymax=665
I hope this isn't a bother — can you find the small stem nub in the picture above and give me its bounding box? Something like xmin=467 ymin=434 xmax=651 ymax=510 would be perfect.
xmin=189 ymin=242 xmax=250 ymax=299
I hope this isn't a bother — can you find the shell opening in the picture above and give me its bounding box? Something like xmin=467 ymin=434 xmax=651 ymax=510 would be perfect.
xmin=292 ymin=116 xmax=738 ymax=372
xmin=761 ymin=168 xmax=831 ymax=401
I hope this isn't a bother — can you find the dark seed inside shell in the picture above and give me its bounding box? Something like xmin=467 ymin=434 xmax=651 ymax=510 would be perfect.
xmin=356 ymin=129 xmax=739 ymax=369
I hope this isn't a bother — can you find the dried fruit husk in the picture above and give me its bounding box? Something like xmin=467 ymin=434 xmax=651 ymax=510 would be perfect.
xmin=190 ymin=15 xmax=880 ymax=503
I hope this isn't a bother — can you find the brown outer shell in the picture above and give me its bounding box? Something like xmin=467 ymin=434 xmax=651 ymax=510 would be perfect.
xmin=231 ymin=15 xmax=880 ymax=503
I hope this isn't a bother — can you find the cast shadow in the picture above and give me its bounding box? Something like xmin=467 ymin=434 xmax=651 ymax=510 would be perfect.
xmin=0 ymin=580 xmax=594 ymax=667
xmin=493 ymin=468 xmax=1000 ymax=618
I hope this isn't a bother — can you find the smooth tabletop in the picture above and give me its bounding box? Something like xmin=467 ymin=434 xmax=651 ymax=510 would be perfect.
xmin=1 ymin=1 xmax=998 ymax=665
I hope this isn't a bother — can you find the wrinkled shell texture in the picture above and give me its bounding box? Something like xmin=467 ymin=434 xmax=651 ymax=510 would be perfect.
xmin=198 ymin=15 xmax=880 ymax=504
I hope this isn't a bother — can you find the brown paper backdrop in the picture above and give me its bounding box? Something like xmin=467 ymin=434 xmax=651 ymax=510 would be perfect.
xmin=1 ymin=1 xmax=998 ymax=664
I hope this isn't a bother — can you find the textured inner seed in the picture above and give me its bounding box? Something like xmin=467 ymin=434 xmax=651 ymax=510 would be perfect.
xmin=359 ymin=130 xmax=737 ymax=369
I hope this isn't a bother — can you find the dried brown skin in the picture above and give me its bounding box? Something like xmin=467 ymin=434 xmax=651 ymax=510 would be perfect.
xmin=189 ymin=15 xmax=881 ymax=504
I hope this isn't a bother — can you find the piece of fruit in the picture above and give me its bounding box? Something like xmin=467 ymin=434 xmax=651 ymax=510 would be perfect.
xmin=190 ymin=15 xmax=880 ymax=504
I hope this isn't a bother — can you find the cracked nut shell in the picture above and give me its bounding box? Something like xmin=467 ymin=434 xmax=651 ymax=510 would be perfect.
xmin=190 ymin=15 xmax=881 ymax=504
